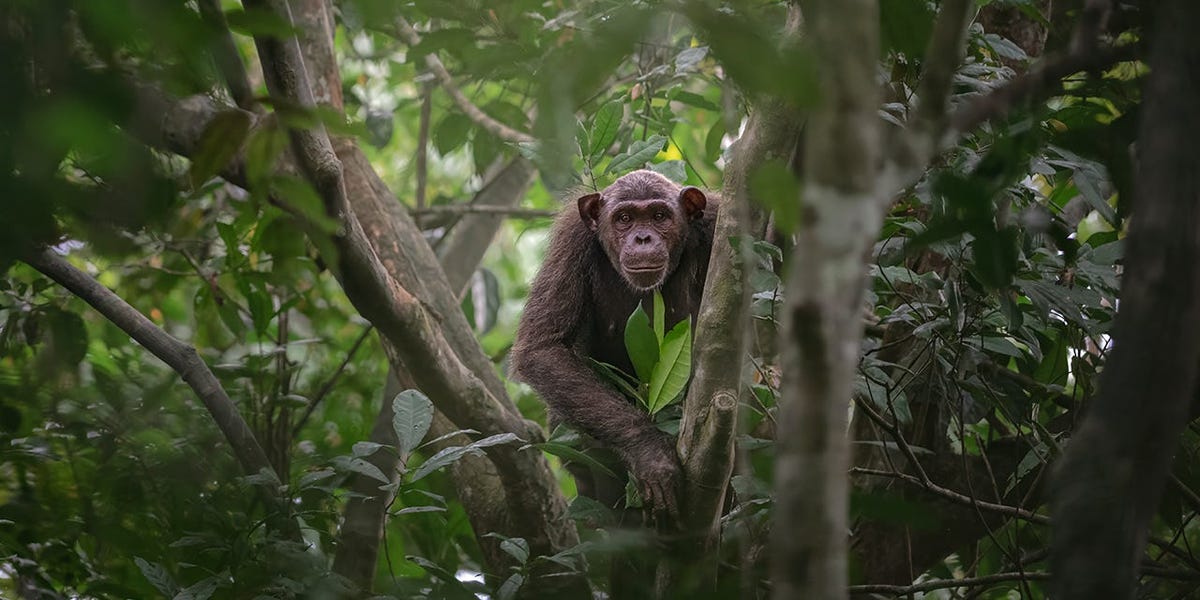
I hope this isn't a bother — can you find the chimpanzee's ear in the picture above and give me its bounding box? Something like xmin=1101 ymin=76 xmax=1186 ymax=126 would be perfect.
xmin=679 ymin=187 xmax=707 ymax=220
xmin=577 ymin=193 xmax=602 ymax=230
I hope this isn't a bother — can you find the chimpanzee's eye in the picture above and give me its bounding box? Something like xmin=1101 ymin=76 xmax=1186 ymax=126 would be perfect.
xmin=653 ymin=211 xmax=667 ymax=221
xmin=617 ymin=212 xmax=632 ymax=223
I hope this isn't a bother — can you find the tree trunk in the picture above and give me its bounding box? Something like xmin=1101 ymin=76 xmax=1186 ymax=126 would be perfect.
xmin=771 ymin=1 xmax=882 ymax=598
xmin=1050 ymin=1 xmax=1200 ymax=597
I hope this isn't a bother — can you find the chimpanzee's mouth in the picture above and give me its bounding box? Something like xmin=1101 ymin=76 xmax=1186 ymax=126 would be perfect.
xmin=625 ymin=264 xmax=666 ymax=273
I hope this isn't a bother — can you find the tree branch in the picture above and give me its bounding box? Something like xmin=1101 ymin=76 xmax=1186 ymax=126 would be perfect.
xmin=197 ymin=0 xmax=256 ymax=111
xmin=949 ymin=43 xmax=1135 ymax=134
xmin=393 ymin=17 xmax=535 ymax=145
xmin=849 ymin=572 xmax=1051 ymax=596
xmin=243 ymin=1 xmax=584 ymax=592
xmin=291 ymin=325 xmax=374 ymax=437
xmin=660 ymin=6 xmax=806 ymax=593
xmin=912 ymin=0 xmax=973 ymax=136
xmin=415 ymin=203 xmax=554 ymax=220
xmin=20 ymin=249 xmax=282 ymax=498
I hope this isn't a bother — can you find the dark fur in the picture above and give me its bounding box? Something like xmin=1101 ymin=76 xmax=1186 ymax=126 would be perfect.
xmin=511 ymin=170 xmax=717 ymax=520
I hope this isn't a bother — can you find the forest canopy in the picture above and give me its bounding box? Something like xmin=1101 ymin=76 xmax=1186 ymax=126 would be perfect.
xmin=1 ymin=1 xmax=1198 ymax=599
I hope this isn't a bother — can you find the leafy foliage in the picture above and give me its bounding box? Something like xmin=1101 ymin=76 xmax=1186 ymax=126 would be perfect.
xmin=0 ymin=0 xmax=1178 ymax=598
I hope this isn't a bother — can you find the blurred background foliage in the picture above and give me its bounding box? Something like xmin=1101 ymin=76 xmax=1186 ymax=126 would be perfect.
xmin=0 ymin=0 xmax=1180 ymax=598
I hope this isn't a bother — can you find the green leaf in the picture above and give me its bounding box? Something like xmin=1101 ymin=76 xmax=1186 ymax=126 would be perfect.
xmin=704 ymin=120 xmax=726 ymax=162
xmin=337 ymin=456 xmax=391 ymax=484
xmin=175 ymin=576 xmax=221 ymax=600
xmin=589 ymin=101 xmax=622 ymax=160
xmin=500 ymin=537 xmax=530 ymax=564
xmin=649 ymin=160 xmax=687 ymax=183
xmin=497 ymin=573 xmax=524 ymax=600
xmin=244 ymin=123 xmax=288 ymax=187
xmin=270 ymin=176 xmax=340 ymax=233
xmin=190 ymin=110 xmax=251 ymax=188
xmin=224 ymin=8 xmax=299 ymax=37
xmin=674 ymin=46 xmax=708 ymax=72
xmin=299 ymin=469 xmax=336 ymax=488
xmin=749 ymin=161 xmax=801 ymax=234
xmin=671 ymin=90 xmax=720 ymax=112
xmin=393 ymin=505 xmax=446 ymax=516
xmin=135 ymin=557 xmax=179 ymax=598
xmin=647 ymin=319 xmax=692 ymax=414
xmin=48 ymin=309 xmax=88 ymax=366
xmin=392 ymin=389 xmax=434 ymax=457
xmin=653 ymin=292 xmax=665 ymax=345
xmin=434 ymin=113 xmax=471 ymax=155
xmin=352 ymin=441 xmax=386 ymax=457
xmin=586 ymin=358 xmax=644 ymax=405
xmin=624 ymin=304 xmax=658 ymax=383
xmin=567 ymin=495 xmax=616 ymax=526
xmin=605 ymin=135 xmax=667 ymax=175
xmin=410 ymin=433 xmax=519 ymax=482
xmin=534 ymin=442 xmax=618 ymax=479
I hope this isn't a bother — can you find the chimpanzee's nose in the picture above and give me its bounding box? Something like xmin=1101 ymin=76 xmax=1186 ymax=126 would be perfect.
xmin=635 ymin=234 xmax=651 ymax=244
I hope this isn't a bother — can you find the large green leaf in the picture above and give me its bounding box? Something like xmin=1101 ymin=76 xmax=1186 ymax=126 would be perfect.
xmin=393 ymin=389 xmax=434 ymax=458
xmin=189 ymin=110 xmax=251 ymax=188
xmin=410 ymin=433 xmax=519 ymax=482
xmin=605 ymin=135 xmax=667 ymax=175
xmin=589 ymin=101 xmax=622 ymax=160
xmin=647 ymin=319 xmax=692 ymax=414
xmin=624 ymin=304 xmax=658 ymax=383
xmin=534 ymin=442 xmax=619 ymax=479
xmin=653 ymin=292 xmax=665 ymax=345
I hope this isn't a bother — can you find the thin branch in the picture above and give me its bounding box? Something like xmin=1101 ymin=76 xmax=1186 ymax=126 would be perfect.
xmin=913 ymin=0 xmax=973 ymax=134
xmin=412 ymin=205 xmax=557 ymax=219
xmin=950 ymin=44 xmax=1136 ymax=134
xmin=393 ymin=16 xmax=535 ymax=144
xmin=197 ymin=0 xmax=256 ymax=111
xmin=243 ymin=1 xmax=570 ymax=542
xmin=415 ymin=82 xmax=433 ymax=209
xmin=292 ymin=325 xmax=375 ymax=437
xmin=851 ymin=395 xmax=1050 ymax=525
xmin=849 ymin=571 xmax=1051 ymax=595
xmin=21 ymin=249 xmax=281 ymax=490
xmin=851 ymin=467 xmax=1049 ymax=525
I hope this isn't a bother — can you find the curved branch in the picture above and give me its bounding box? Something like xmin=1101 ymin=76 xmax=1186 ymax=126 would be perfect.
xmin=850 ymin=572 xmax=1051 ymax=596
xmin=949 ymin=44 xmax=1135 ymax=134
xmin=21 ymin=250 xmax=281 ymax=495
xmin=197 ymin=0 xmax=256 ymax=110
xmin=393 ymin=16 xmax=535 ymax=145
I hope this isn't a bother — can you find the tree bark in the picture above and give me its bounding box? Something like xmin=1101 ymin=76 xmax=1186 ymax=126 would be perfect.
xmin=672 ymin=0 xmax=805 ymax=561
xmin=1050 ymin=1 xmax=1200 ymax=597
xmin=243 ymin=0 xmax=583 ymax=593
xmin=771 ymin=1 xmax=881 ymax=598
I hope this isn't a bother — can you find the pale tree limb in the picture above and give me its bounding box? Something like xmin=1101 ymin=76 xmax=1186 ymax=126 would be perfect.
xmin=414 ymin=203 xmax=554 ymax=221
xmin=393 ymin=16 xmax=535 ymax=145
xmin=772 ymin=1 xmax=881 ymax=599
xmin=20 ymin=250 xmax=284 ymax=511
xmin=433 ymin=157 xmax=538 ymax=296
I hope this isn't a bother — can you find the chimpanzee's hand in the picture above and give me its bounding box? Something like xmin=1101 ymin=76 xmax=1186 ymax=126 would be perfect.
xmin=628 ymin=433 xmax=682 ymax=528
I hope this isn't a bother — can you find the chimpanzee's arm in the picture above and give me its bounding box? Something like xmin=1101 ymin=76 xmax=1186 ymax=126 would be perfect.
xmin=512 ymin=214 xmax=680 ymax=520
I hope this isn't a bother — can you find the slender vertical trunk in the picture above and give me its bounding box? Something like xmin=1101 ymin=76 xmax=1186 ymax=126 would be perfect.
xmin=1050 ymin=2 xmax=1200 ymax=597
xmin=771 ymin=1 xmax=882 ymax=598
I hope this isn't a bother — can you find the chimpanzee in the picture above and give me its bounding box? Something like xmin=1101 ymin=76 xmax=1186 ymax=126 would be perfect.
xmin=511 ymin=169 xmax=717 ymax=523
